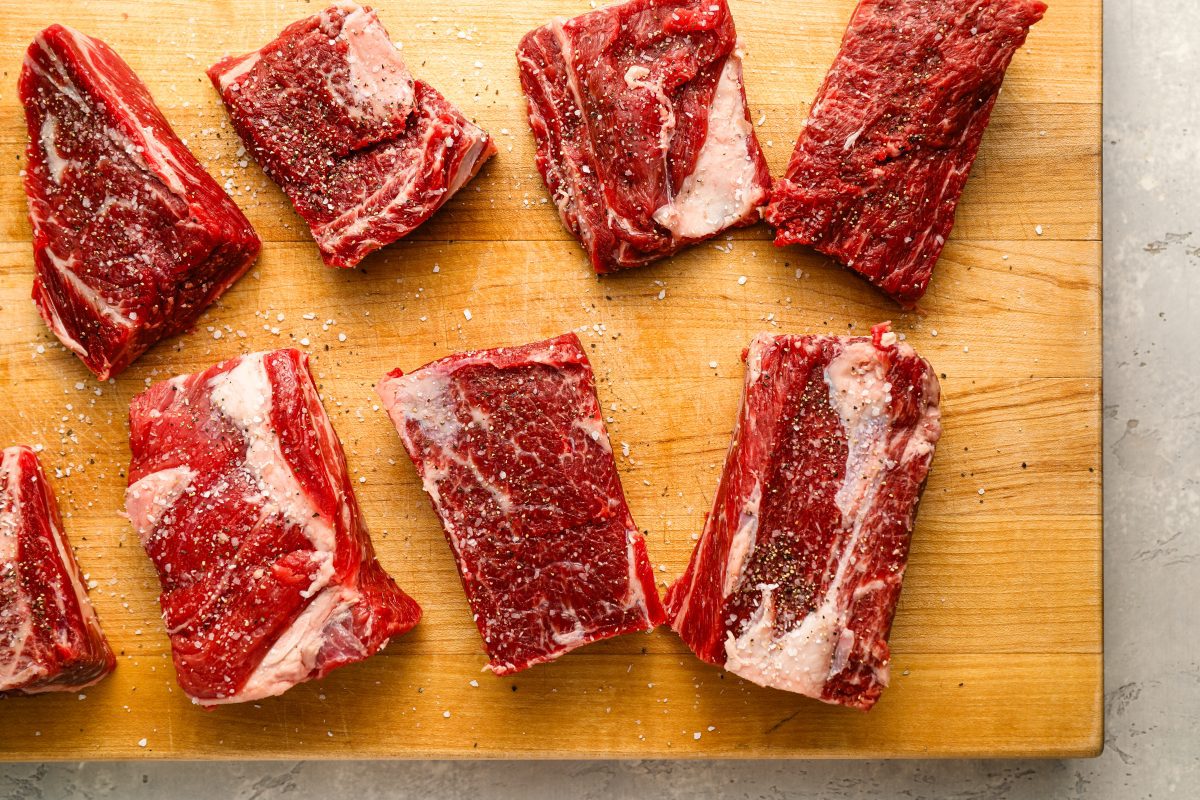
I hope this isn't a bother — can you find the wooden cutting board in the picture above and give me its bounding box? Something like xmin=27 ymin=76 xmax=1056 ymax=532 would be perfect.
xmin=0 ymin=0 xmax=1101 ymax=759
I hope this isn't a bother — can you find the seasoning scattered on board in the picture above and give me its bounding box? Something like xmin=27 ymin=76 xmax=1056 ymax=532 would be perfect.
xmin=764 ymin=0 xmax=1047 ymax=306
xmin=517 ymin=0 xmax=771 ymax=273
xmin=208 ymin=2 xmax=496 ymax=268
xmin=666 ymin=324 xmax=941 ymax=710
xmin=377 ymin=333 xmax=665 ymax=675
xmin=125 ymin=349 xmax=421 ymax=706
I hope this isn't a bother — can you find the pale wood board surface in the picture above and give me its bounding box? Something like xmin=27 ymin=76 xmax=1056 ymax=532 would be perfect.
xmin=0 ymin=0 xmax=1102 ymax=759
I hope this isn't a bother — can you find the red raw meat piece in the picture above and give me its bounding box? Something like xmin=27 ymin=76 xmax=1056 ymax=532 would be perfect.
xmin=125 ymin=349 xmax=420 ymax=705
xmin=666 ymin=326 xmax=941 ymax=710
xmin=517 ymin=0 xmax=771 ymax=273
xmin=19 ymin=25 xmax=261 ymax=379
xmin=764 ymin=0 xmax=1046 ymax=306
xmin=0 ymin=445 xmax=115 ymax=695
xmin=377 ymin=333 xmax=665 ymax=675
xmin=209 ymin=2 xmax=496 ymax=268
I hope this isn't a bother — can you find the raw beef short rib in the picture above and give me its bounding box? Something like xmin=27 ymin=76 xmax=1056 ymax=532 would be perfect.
xmin=517 ymin=0 xmax=771 ymax=273
xmin=126 ymin=349 xmax=420 ymax=705
xmin=0 ymin=445 xmax=115 ymax=695
xmin=20 ymin=25 xmax=261 ymax=379
xmin=209 ymin=2 xmax=496 ymax=268
xmin=763 ymin=0 xmax=1046 ymax=306
xmin=377 ymin=333 xmax=665 ymax=674
xmin=666 ymin=325 xmax=941 ymax=710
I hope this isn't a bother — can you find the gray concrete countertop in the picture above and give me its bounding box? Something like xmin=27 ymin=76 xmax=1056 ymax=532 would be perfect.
xmin=4 ymin=0 xmax=1195 ymax=796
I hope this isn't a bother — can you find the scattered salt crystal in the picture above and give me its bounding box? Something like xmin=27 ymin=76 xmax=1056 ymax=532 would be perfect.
xmin=469 ymin=680 xmax=479 ymax=688
xmin=443 ymin=710 xmax=451 ymax=718
xmin=212 ymin=330 xmax=222 ymax=340
xmin=1034 ymin=225 xmax=1044 ymax=236
xmin=338 ymin=332 xmax=347 ymax=342
xmin=137 ymin=738 xmax=147 ymax=748
xmin=463 ymin=309 xmax=473 ymax=320
xmin=300 ymin=338 xmax=310 ymax=347
xmin=737 ymin=275 xmax=747 ymax=285
xmin=708 ymin=361 xmax=718 ymax=369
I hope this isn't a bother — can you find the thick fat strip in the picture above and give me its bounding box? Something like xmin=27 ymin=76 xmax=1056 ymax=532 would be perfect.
xmin=516 ymin=0 xmax=771 ymax=273
xmin=763 ymin=0 xmax=1046 ymax=306
xmin=0 ymin=446 xmax=115 ymax=695
xmin=377 ymin=333 xmax=665 ymax=675
xmin=126 ymin=349 xmax=420 ymax=705
xmin=666 ymin=329 xmax=941 ymax=710
xmin=652 ymin=48 xmax=767 ymax=239
xmin=207 ymin=354 xmax=338 ymax=560
xmin=335 ymin=2 xmax=416 ymax=122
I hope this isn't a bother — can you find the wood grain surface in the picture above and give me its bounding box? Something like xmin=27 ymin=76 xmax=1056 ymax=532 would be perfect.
xmin=0 ymin=0 xmax=1102 ymax=759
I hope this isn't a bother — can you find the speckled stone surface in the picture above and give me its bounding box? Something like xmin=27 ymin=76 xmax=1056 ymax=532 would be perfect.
xmin=3 ymin=1 xmax=1195 ymax=796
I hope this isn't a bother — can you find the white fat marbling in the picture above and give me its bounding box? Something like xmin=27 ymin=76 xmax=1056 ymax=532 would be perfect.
xmin=208 ymin=354 xmax=337 ymax=580
xmin=723 ymin=340 xmax=902 ymax=697
xmin=0 ymin=449 xmax=39 ymax=691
